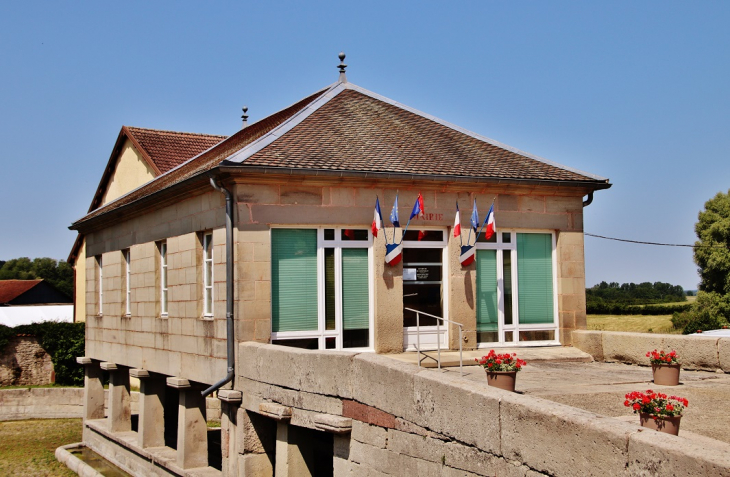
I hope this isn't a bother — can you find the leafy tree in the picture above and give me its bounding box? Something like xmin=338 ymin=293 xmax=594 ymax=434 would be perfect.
xmin=694 ymin=189 xmax=730 ymax=295
xmin=0 ymin=257 xmax=73 ymax=299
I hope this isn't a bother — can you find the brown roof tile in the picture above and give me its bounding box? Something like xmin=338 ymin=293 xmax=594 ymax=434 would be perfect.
xmin=0 ymin=280 xmax=42 ymax=304
xmin=72 ymin=82 xmax=608 ymax=228
xmin=240 ymin=87 xmax=602 ymax=183
xmin=125 ymin=127 xmax=227 ymax=174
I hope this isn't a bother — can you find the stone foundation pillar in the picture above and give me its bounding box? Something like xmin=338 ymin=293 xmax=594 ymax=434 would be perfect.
xmin=100 ymin=362 xmax=131 ymax=432
xmin=131 ymin=369 xmax=165 ymax=448
xmin=77 ymin=357 xmax=105 ymax=420
xmin=167 ymin=377 xmax=208 ymax=469
xmin=218 ymin=390 xmax=242 ymax=477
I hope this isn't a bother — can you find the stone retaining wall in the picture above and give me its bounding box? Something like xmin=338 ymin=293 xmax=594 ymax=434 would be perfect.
xmin=0 ymin=387 xmax=221 ymax=422
xmin=236 ymin=342 xmax=730 ymax=476
xmin=0 ymin=335 xmax=54 ymax=386
xmin=573 ymin=330 xmax=730 ymax=372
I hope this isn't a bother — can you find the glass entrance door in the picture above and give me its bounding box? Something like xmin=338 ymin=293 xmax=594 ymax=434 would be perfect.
xmin=401 ymin=229 xmax=447 ymax=350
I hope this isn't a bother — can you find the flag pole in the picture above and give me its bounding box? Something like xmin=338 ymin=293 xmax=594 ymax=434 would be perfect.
xmin=475 ymin=196 xmax=497 ymax=242
xmin=457 ymin=201 xmax=463 ymax=247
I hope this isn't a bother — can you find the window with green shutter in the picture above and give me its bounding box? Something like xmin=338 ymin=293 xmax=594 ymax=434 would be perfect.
xmin=517 ymin=233 xmax=554 ymax=325
xmin=271 ymin=229 xmax=319 ymax=332
xmin=342 ymin=248 xmax=369 ymax=331
xmin=476 ymin=250 xmax=498 ymax=332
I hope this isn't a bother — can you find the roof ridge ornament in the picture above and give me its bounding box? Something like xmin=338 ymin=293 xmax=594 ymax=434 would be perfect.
xmin=241 ymin=106 xmax=249 ymax=129
xmin=338 ymin=52 xmax=347 ymax=83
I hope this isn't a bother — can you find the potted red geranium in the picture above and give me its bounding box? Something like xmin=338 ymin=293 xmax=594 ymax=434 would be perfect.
xmin=624 ymin=389 xmax=688 ymax=435
xmin=475 ymin=350 xmax=526 ymax=392
xmin=646 ymin=349 xmax=680 ymax=385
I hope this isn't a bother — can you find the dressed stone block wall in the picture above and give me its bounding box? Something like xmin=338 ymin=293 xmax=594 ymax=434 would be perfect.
xmin=234 ymin=342 xmax=730 ymax=476
xmin=232 ymin=176 xmax=587 ymax=350
xmin=84 ymin=189 xmax=227 ymax=385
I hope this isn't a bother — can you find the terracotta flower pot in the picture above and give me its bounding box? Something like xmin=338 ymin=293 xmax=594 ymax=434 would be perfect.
xmin=485 ymin=370 xmax=517 ymax=392
xmin=639 ymin=413 xmax=682 ymax=435
xmin=652 ymin=363 xmax=681 ymax=386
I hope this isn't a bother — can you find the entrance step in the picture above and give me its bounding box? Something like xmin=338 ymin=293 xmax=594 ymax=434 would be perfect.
xmin=386 ymin=346 xmax=593 ymax=368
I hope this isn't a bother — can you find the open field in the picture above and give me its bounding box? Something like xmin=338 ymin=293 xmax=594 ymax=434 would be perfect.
xmin=0 ymin=418 xmax=81 ymax=476
xmin=586 ymin=314 xmax=681 ymax=333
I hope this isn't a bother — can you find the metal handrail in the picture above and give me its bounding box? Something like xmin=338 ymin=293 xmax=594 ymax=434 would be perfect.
xmin=404 ymin=307 xmax=464 ymax=377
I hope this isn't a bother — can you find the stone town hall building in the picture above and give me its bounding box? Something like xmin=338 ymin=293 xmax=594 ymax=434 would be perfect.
xmin=70 ymin=55 xmax=610 ymax=475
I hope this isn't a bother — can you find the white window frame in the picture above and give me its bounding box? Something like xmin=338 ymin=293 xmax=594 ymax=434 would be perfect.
xmin=203 ymin=232 xmax=214 ymax=317
xmin=160 ymin=241 xmax=168 ymax=317
xmin=97 ymin=255 xmax=103 ymax=316
xmin=123 ymin=249 xmax=131 ymax=317
xmin=475 ymin=229 xmax=559 ymax=347
xmin=270 ymin=226 xmax=374 ymax=352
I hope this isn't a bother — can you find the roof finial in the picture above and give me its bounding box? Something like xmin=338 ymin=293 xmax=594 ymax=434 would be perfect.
xmin=241 ymin=106 xmax=249 ymax=129
xmin=338 ymin=51 xmax=347 ymax=83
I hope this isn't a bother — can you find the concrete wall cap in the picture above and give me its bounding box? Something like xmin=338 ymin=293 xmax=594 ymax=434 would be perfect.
xmin=128 ymin=368 xmax=150 ymax=378
xmin=166 ymin=377 xmax=191 ymax=389
xmin=217 ymin=389 xmax=243 ymax=403
xmin=99 ymin=362 xmax=118 ymax=371
xmin=258 ymin=402 xmax=292 ymax=421
xmin=314 ymin=414 xmax=353 ymax=434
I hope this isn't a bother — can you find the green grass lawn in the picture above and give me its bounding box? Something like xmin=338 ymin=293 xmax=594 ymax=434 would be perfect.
xmin=0 ymin=419 xmax=82 ymax=476
xmin=586 ymin=314 xmax=681 ymax=333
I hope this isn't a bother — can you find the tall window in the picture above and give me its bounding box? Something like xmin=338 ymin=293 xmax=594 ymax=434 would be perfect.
xmin=203 ymin=232 xmax=214 ymax=317
xmin=271 ymin=228 xmax=372 ymax=350
xmin=159 ymin=241 xmax=168 ymax=316
xmin=123 ymin=249 xmax=131 ymax=316
xmin=96 ymin=255 xmax=103 ymax=316
xmin=476 ymin=231 xmax=557 ymax=345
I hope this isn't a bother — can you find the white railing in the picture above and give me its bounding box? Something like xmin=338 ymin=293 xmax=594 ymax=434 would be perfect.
xmin=404 ymin=307 xmax=464 ymax=377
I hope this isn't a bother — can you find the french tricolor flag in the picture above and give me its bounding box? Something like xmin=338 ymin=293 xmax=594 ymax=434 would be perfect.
xmin=453 ymin=203 xmax=461 ymax=238
xmin=410 ymin=193 xmax=424 ymax=220
xmin=372 ymin=197 xmax=383 ymax=238
xmin=459 ymin=245 xmax=475 ymax=267
xmin=483 ymin=204 xmax=496 ymax=240
xmin=385 ymin=242 xmax=403 ymax=266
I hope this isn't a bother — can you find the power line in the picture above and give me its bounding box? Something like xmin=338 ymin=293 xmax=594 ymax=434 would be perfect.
xmin=585 ymin=233 xmax=726 ymax=249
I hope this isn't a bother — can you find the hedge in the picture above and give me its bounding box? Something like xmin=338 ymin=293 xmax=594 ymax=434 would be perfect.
xmin=587 ymin=303 xmax=692 ymax=315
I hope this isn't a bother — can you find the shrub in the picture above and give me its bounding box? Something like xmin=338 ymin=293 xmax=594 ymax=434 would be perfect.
xmin=681 ymin=310 xmax=724 ymax=335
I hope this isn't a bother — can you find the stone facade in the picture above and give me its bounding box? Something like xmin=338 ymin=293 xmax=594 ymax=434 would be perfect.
xmin=0 ymin=335 xmax=54 ymax=386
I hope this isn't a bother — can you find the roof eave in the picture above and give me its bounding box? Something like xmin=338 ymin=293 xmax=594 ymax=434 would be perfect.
xmin=218 ymin=163 xmax=612 ymax=190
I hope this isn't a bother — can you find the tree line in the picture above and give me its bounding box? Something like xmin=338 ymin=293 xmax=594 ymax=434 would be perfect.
xmin=0 ymin=257 xmax=73 ymax=299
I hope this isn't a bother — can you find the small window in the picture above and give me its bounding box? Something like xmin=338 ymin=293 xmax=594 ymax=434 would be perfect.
xmin=203 ymin=233 xmax=214 ymax=316
xmin=123 ymin=249 xmax=131 ymax=316
xmin=159 ymin=241 xmax=168 ymax=316
xmin=96 ymin=255 xmax=103 ymax=316
xmin=402 ymin=230 xmax=444 ymax=242
xmin=340 ymin=229 xmax=369 ymax=241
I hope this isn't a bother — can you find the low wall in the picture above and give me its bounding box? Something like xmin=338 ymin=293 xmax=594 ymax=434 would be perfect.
xmin=0 ymin=335 xmax=54 ymax=386
xmin=0 ymin=387 xmax=84 ymax=420
xmin=0 ymin=387 xmax=221 ymax=422
xmin=236 ymin=342 xmax=730 ymax=476
xmin=573 ymin=330 xmax=730 ymax=372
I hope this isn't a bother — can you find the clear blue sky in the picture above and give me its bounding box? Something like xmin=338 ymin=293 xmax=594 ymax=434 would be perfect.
xmin=1 ymin=1 xmax=729 ymax=290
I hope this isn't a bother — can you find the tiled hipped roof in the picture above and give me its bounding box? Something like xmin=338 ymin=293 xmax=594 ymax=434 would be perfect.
xmin=72 ymin=81 xmax=608 ymax=228
xmin=0 ymin=280 xmax=42 ymax=304
xmin=239 ymin=88 xmax=595 ymax=182
xmin=125 ymin=127 xmax=228 ymax=174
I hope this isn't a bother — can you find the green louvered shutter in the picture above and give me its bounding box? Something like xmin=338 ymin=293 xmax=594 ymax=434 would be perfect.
xmin=517 ymin=233 xmax=554 ymax=324
xmin=476 ymin=250 xmax=498 ymax=332
xmin=271 ymin=229 xmax=318 ymax=332
xmin=342 ymin=248 xmax=369 ymax=330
